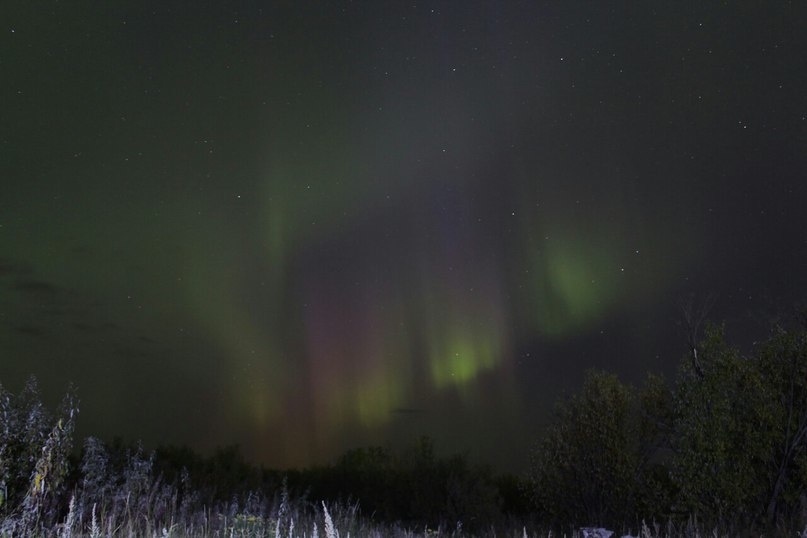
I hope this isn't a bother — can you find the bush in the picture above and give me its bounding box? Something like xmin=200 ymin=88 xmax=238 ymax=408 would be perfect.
xmin=527 ymin=370 xmax=672 ymax=529
xmin=671 ymin=323 xmax=807 ymax=529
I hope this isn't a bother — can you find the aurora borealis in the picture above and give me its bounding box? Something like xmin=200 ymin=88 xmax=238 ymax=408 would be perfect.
xmin=2 ymin=1 xmax=806 ymax=472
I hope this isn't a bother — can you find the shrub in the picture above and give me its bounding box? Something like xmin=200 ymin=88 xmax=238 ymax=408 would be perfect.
xmin=671 ymin=323 xmax=807 ymax=529
xmin=528 ymin=370 xmax=671 ymax=529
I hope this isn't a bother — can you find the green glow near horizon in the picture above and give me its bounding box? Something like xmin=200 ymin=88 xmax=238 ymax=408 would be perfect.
xmin=426 ymin=318 xmax=503 ymax=390
xmin=416 ymin=259 xmax=509 ymax=394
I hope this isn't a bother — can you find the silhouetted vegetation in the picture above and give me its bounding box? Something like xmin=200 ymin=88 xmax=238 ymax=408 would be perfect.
xmin=3 ymin=312 xmax=807 ymax=536
xmin=0 ymin=378 xmax=519 ymax=535
xmin=284 ymin=437 xmax=506 ymax=530
xmin=527 ymin=318 xmax=807 ymax=535
xmin=527 ymin=370 xmax=672 ymax=528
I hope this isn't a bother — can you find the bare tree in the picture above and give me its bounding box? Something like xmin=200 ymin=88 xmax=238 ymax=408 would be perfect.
xmin=677 ymin=293 xmax=716 ymax=378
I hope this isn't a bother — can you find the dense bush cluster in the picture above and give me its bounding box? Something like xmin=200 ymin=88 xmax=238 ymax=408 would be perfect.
xmin=289 ymin=437 xmax=507 ymax=529
xmin=527 ymin=322 xmax=807 ymax=534
xmin=528 ymin=371 xmax=671 ymax=528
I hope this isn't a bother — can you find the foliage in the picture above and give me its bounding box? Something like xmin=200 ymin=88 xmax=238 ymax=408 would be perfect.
xmin=0 ymin=383 xmax=527 ymax=537
xmin=297 ymin=436 xmax=504 ymax=531
xmin=4 ymin=312 xmax=807 ymax=535
xmin=527 ymin=370 xmax=671 ymax=528
xmin=0 ymin=377 xmax=48 ymax=517
xmin=755 ymin=325 xmax=807 ymax=524
xmin=0 ymin=380 xmax=514 ymax=535
xmin=670 ymin=324 xmax=771 ymax=525
xmin=0 ymin=377 xmax=78 ymax=534
xmin=524 ymin=318 xmax=807 ymax=533
xmin=671 ymin=323 xmax=807 ymax=529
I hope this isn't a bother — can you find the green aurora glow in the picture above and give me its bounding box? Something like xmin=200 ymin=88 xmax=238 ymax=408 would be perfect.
xmin=2 ymin=1 xmax=805 ymax=471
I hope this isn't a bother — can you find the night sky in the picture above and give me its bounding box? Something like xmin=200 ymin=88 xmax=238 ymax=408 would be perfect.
xmin=2 ymin=1 xmax=806 ymax=473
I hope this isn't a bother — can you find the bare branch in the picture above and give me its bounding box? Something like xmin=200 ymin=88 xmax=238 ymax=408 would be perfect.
xmin=678 ymin=293 xmax=716 ymax=378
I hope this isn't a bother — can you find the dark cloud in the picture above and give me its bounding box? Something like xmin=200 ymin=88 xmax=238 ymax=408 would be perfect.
xmin=0 ymin=258 xmax=33 ymax=278
xmin=69 ymin=245 xmax=94 ymax=257
xmin=13 ymin=280 xmax=60 ymax=295
xmin=71 ymin=321 xmax=121 ymax=333
xmin=14 ymin=324 xmax=46 ymax=338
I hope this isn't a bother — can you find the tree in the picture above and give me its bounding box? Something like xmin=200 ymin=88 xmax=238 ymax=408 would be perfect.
xmin=671 ymin=324 xmax=772 ymax=527
xmin=755 ymin=326 xmax=807 ymax=524
xmin=0 ymin=377 xmax=50 ymax=517
xmin=528 ymin=370 xmax=667 ymax=528
xmin=670 ymin=323 xmax=807 ymax=529
xmin=0 ymin=377 xmax=78 ymax=533
xmin=677 ymin=293 xmax=716 ymax=379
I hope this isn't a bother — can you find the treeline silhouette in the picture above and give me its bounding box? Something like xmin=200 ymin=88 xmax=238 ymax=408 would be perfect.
xmin=0 ymin=378 xmax=529 ymax=535
xmin=527 ymin=316 xmax=807 ymax=534
xmin=2 ymin=311 xmax=807 ymax=536
xmin=155 ymin=436 xmax=528 ymax=529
